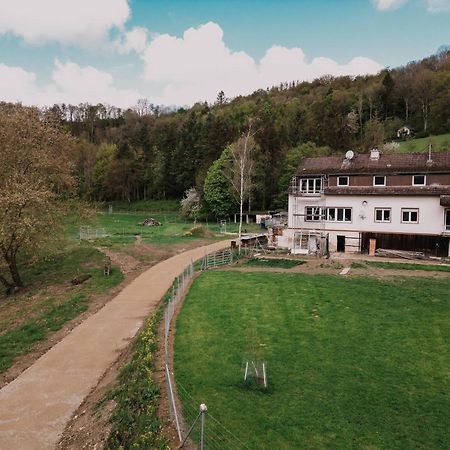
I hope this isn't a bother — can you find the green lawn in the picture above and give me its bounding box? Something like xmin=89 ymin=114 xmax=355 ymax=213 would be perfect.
xmin=242 ymin=258 xmax=305 ymax=269
xmin=352 ymin=261 xmax=450 ymax=272
xmin=92 ymin=212 xmax=259 ymax=246
xmin=175 ymin=271 xmax=450 ymax=449
xmin=368 ymin=261 xmax=450 ymax=272
xmin=397 ymin=133 xmax=450 ymax=153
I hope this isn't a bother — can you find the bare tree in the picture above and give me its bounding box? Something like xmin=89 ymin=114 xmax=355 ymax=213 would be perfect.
xmin=395 ymin=63 xmax=415 ymax=123
xmin=225 ymin=124 xmax=258 ymax=253
xmin=413 ymin=67 xmax=432 ymax=132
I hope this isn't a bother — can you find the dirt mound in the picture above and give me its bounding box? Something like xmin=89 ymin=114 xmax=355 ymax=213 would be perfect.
xmin=183 ymin=225 xmax=212 ymax=238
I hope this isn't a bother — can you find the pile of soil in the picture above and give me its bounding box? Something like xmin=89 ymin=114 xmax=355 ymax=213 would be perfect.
xmin=183 ymin=225 xmax=212 ymax=238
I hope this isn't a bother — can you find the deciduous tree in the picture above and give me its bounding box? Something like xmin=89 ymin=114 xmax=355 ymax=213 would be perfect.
xmin=0 ymin=104 xmax=76 ymax=294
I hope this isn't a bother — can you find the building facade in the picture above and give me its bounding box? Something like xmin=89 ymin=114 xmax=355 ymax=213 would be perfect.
xmin=278 ymin=149 xmax=450 ymax=257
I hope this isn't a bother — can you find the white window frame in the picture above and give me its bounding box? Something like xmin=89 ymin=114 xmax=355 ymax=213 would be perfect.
xmin=300 ymin=177 xmax=323 ymax=194
xmin=373 ymin=175 xmax=386 ymax=187
xmin=374 ymin=208 xmax=391 ymax=223
xmin=401 ymin=208 xmax=419 ymax=224
xmin=445 ymin=209 xmax=450 ymax=231
xmin=305 ymin=206 xmax=323 ymax=222
xmin=326 ymin=207 xmax=352 ymax=223
xmin=412 ymin=174 xmax=426 ymax=186
xmin=337 ymin=176 xmax=349 ymax=186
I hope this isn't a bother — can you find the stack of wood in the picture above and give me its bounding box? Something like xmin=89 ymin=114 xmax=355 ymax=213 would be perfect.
xmin=375 ymin=248 xmax=425 ymax=260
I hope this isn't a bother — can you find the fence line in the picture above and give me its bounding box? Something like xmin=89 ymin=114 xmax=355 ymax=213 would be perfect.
xmin=201 ymin=248 xmax=234 ymax=270
xmin=79 ymin=226 xmax=108 ymax=240
xmin=163 ymin=249 xmax=248 ymax=449
xmin=164 ymin=261 xmax=194 ymax=444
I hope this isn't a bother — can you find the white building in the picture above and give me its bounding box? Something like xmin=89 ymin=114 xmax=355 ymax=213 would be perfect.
xmin=278 ymin=149 xmax=450 ymax=257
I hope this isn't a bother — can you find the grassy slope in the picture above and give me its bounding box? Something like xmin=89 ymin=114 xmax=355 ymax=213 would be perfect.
xmin=106 ymin=309 xmax=167 ymax=450
xmin=175 ymin=271 xmax=450 ymax=449
xmin=0 ymin=244 xmax=124 ymax=373
xmin=397 ymin=133 xmax=450 ymax=153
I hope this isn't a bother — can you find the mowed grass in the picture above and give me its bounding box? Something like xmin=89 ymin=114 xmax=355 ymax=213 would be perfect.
xmin=242 ymin=258 xmax=305 ymax=269
xmin=175 ymin=271 xmax=450 ymax=449
xmin=94 ymin=212 xmax=259 ymax=246
xmin=397 ymin=132 xmax=450 ymax=152
xmin=366 ymin=261 xmax=450 ymax=272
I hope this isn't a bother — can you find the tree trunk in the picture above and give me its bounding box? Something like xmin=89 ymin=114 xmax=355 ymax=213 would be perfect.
xmin=422 ymin=101 xmax=428 ymax=131
xmin=238 ymin=165 xmax=244 ymax=255
xmin=6 ymin=253 xmax=23 ymax=289
xmin=0 ymin=273 xmax=13 ymax=294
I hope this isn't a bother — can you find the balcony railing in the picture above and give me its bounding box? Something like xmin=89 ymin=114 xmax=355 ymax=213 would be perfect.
xmin=289 ymin=176 xmax=326 ymax=195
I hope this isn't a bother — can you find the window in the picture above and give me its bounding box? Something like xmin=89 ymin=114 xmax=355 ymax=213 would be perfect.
xmin=326 ymin=207 xmax=352 ymax=222
xmin=401 ymin=208 xmax=419 ymax=224
xmin=375 ymin=208 xmax=391 ymax=222
xmin=337 ymin=176 xmax=349 ymax=186
xmin=300 ymin=177 xmax=323 ymax=194
xmin=446 ymin=209 xmax=450 ymax=231
xmin=305 ymin=206 xmax=323 ymax=222
xmin=412 ymin=175 xmax=426 ymax=186
xmin=373 ymin=175 xmax=386 ymax=186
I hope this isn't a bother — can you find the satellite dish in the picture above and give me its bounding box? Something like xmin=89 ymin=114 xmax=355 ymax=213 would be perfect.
xmin=345 ymin=150 xmax=355 ymax=160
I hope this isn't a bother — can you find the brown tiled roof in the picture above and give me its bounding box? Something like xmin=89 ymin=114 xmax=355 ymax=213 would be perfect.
xmin=324 ymin=186 xmax=450 ymax=196
xmin=295 ymin=151 xmax=450 ymax=175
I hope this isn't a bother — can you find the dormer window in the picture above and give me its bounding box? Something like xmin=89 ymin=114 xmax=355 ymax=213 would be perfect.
xmin=412 ymin=175 xmax=426 ymax=186
xmin=373 ymin=175 xmax=386 ymax=186
xmin=337 ymin=176 xmax=349 ymax=186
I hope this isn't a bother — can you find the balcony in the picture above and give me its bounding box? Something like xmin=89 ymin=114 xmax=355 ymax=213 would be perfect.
xmin=289 ymin=176 xmax=326 ymax=196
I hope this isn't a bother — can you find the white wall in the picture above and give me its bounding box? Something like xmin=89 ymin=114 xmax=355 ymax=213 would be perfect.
xmin=289 ymin=194 xmax=447 ymax=236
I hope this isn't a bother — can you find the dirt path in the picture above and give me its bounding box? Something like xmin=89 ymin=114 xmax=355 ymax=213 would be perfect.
xmin=0 ymin=240 xmax=231 ymax=450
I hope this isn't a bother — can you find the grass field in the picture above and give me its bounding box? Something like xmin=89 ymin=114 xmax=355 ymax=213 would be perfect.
xmin=352 ymin=261 xmax=450 ymax=272
xmin=175 ymin=271 xmax=450 ymax=449
xmin=92 ymin=212 xmax=258 ymax=246
xmin=242 ymin=258 xmax=305 ymax=269
xmin=0 ymin=244 xmax=123 ymax=373
xmin=397 ymin=132 xmax=450 ymax=152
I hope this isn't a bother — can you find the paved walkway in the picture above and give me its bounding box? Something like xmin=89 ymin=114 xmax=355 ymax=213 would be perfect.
xmin=0 ymin=240 xmax=231 ymax=450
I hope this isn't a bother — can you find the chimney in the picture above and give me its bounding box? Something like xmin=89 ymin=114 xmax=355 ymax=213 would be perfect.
xmin=427 ymin=143 xmax=433 ymax=164
xmin=370 ymin=148 xmax=380 ymax=160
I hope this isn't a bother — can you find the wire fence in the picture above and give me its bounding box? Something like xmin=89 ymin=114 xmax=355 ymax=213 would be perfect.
xmin=79 ymin=226 xmax=108 ymax=240
xmin=163 ymin=250 xmax=249 ymax=449
xmin=201 ymin=248 xmax=234 ymax=270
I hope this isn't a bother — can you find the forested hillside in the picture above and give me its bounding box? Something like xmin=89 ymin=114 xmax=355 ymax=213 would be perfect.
xmin=9 ymin=49 xmax=450 ymax=212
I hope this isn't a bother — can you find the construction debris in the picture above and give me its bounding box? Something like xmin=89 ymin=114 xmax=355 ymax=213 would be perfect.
xmin=375 ymin=248 xmax=425 ymax=260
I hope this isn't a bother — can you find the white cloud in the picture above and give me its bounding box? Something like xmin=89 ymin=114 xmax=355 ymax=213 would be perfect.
xmin=141 ymin=22 xmax=383 ymax=106
xmin=114 ymin=27 xmax=148 ymax=54
xmin=371 ymin=0 xmax=408 ymax=10
xmin=0 ymin=60 xmax=141 ymax=108
xmin=372 ymin=0 xmax=450 ymax=11
xmin=0 ymin=64 xmax=38 ymax=102
xmin=0 ymin=0 xmax=130 ymax=46
xmin=425 ymin=0 xmax=450 ymax=12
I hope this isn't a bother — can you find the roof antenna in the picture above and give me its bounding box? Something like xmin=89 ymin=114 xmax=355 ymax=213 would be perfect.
xmin=427 ymin=143 xmax=433 ymax=163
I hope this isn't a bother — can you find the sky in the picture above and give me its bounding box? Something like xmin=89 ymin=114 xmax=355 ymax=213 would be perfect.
xmin=0 ymin=0 xmax=449 ymax=108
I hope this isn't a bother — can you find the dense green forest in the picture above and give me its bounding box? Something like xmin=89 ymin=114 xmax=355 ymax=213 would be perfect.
xmin=16 ymin=50 xmax=450 ymax=212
